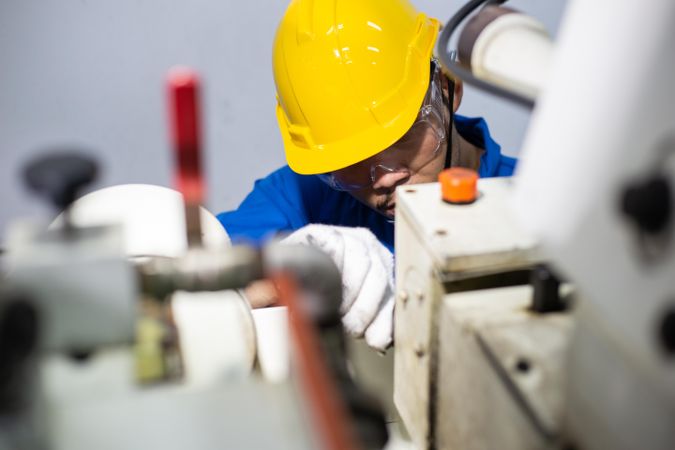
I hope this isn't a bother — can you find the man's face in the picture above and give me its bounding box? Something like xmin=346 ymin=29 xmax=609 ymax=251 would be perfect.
xmin=318 ymin=67 xmax=462 ymax=219
xmin=335 ymin=125 xmax=449 ymax=219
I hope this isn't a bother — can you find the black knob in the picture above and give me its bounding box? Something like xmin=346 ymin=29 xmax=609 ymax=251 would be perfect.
xmin=530 ymin=265 xmax=566 ymax=313
xmin=23 ymin=152 xmax=98 ymax=211
xmin=621 ymin=176 xmax=672 ymax=234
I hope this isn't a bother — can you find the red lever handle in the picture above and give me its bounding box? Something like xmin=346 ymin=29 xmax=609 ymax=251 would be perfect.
xmin=168 ymin=67 xmax=204 ymax=205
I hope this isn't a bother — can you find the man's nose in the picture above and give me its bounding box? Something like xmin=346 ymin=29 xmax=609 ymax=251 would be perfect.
xmin=372 ymin=166 xmax=411 ymax=191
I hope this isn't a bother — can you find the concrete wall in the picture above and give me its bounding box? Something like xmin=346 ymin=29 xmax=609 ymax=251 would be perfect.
xmin=0 ymin=0 xmax=567 ymax=241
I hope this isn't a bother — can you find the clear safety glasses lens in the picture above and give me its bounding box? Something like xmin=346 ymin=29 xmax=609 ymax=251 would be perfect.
xmin=320 ymin=110 xmax=446 ymax=191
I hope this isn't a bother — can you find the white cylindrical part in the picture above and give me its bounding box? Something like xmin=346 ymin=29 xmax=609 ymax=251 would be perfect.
xmin=52 ymin=184 xmax=230 ymax=258
xmin=459 ymin=7 xmax=553 ymax=101
xmin=251 ymin=306 xmax=290 ymax=383
xmin=173 ymin=290 xmax=257 ymax=384
xmin=472 ymin=14 xmax=553 ymax=99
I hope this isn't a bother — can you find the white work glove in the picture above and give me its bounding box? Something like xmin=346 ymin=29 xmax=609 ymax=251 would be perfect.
xmin=281 ymin=224 xmax=395 ymax=351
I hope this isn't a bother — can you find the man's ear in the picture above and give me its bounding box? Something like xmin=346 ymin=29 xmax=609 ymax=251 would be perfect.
xmin=452 ymin=78 xmax=463 ymax=113
xmin=442 ymin=74 xmax=464 ymax=114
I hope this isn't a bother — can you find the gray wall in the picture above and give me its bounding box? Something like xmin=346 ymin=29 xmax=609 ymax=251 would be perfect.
xmin=0 ymin=0 xmax=566 ymax=241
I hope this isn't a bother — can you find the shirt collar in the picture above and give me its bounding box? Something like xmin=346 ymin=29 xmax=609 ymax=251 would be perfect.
xmin=454 ymin=114 xmax=503 ymax=178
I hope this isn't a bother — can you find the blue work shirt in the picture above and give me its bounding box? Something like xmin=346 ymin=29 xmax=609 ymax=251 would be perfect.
xmin=217 ymin=115 xmax=516 ymax=252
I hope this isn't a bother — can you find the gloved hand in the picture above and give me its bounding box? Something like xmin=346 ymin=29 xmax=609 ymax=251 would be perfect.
xmin=281 ymin=224 xmax=395 ymax=351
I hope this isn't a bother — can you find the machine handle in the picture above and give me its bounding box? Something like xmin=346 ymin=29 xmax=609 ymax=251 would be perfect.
xmin=23 ymin=152 xmax=98 ymax=217
xmin=167 ymin=67 xmax=205 ymax=247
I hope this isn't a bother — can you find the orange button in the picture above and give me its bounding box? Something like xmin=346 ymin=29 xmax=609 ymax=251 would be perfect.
xmin=439 ymin=168 xmax=478 ymax=204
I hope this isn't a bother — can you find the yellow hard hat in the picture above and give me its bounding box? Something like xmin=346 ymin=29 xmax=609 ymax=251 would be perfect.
xmin=273 ymin=0 xmax=440 ymax=175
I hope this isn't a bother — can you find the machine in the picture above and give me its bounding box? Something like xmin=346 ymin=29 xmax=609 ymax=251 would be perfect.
xmin=392 ymin=0 xmax=675 ymax=449
xmin=0 ymin=68 xmax=388 ymax=450
xmin=2 ymin=0 xmax=673 ymax=449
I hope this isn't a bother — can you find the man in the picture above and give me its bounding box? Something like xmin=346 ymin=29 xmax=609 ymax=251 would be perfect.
xmin=217 ymin=0 xmax=516 ymax=351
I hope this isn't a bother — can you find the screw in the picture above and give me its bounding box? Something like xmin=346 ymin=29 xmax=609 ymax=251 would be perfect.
xmin=414 ymin=345 xmax=425 ymax=358
xmin=416 ymin=291 xmax=424 ymax=303
xmin=398 ymin=291 xmax=409 ymax=305
xmin=68 ymin=349 xmax=93 ymax=363
xmin=514 ymin=357 xmax=531 ymax=374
